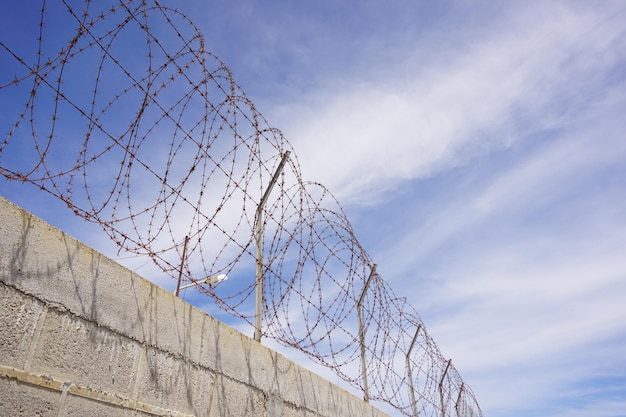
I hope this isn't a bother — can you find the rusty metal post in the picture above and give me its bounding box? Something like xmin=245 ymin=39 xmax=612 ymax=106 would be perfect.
xmin=174 ymin=235 xmax=190 ymax=297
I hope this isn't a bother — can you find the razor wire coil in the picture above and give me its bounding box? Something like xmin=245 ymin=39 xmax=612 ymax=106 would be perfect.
xmin=0 ymin=1 xmax=482 ymax=416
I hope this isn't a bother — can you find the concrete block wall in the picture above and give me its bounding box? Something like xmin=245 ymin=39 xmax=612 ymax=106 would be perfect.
xmin=0 ymin=196 xmax=389 ymax=417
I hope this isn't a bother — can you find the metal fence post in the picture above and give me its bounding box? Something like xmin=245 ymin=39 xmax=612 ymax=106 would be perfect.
xmin=439 ymin=359 xmax=452 ymax=417
xmin=455 ymin=382 xmax=465 ymax=417
xmin=174 ymin=235 xmax=190 ymax=297
xmin=406 ymin=323 xmax=423 ymax=416
xmin=254 ymin=151 xmax=290 ymax=342
xmin=357 ymin=264 xmax=377 ymax=402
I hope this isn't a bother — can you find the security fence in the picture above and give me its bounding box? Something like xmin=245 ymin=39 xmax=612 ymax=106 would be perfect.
xmin=0 ymin=2 xmax=481 ymax=416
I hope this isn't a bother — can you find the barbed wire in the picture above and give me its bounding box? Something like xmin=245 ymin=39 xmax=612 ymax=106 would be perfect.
xmin=0 ymin=1 xmax=482 ymax=416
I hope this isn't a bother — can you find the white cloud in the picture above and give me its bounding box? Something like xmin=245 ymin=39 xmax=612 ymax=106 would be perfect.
xmin=369 ymin=91 xmax=626 ymax=415
xmin=271 ymin=1 xmax=626 ymax=206
xmin=380 ymin=86 xmax=626 ymax=274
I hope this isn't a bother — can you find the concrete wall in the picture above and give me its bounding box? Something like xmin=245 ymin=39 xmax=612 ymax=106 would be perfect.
xmin=0 ymin=196 xmax=388 ymax=417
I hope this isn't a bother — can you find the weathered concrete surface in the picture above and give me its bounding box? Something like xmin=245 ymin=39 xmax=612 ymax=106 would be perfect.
xmin=0 ymin=195 xmax=389 ymax=417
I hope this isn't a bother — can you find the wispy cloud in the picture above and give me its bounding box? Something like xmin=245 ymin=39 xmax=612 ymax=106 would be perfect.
xmin=367 ymin=87 xmax=626 ymax=414
xmin=272 ymin=1 xmax=626 ymax=205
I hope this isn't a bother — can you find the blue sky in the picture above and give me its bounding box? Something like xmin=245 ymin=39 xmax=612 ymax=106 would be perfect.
xmin=2 ymin=1 xmax=626 ymax=416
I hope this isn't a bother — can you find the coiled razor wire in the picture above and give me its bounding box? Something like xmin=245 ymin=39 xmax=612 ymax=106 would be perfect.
xmin=0 ymin=1 xmax=482 ymax=416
